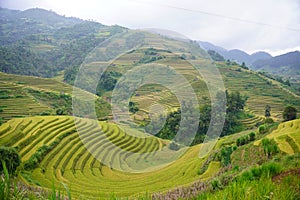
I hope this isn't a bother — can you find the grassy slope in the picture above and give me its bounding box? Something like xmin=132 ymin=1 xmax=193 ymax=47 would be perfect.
xmin=254 ymin=119 xmax=300 ymax=155
xmin=87 ymin=30 xmax=300 ymax=122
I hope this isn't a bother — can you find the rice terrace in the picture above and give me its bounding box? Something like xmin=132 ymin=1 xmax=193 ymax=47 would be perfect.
xmin=0 ymin=2 xmax=300 ymax=200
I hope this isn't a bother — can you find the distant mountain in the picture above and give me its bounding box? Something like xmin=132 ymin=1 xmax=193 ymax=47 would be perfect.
xmin=0 ymin=7 xmax=83 ymax=45
xmin=252 ymin=51 xmax=300 ymax=82
xmin=0 ymin=7 xmax=125 ymax=77
xmin=198 ymin=41 xmax=272 ymax=66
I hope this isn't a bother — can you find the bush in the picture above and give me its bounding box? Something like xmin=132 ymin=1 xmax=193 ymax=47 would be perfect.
xmin=0 ymin=146 xmax=21 ymax=175
xmin=265 ymin=118 xmax=274 ymax=124
xmin=211 ymin=178 xmax=222 ymax=190
xmin=249 ymin=132 xmax=256 ymax=141
xmin=236 ymin=135 xmax=250 ymax=147
xmin=220 ymin=146 xmax=234 ymax=166
xmin=259 ymin=124 xmax=269 ymax=134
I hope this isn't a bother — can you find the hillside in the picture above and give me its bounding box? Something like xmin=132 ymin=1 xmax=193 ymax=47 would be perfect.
xmin=0 ymin=7 xmax=82 ymax=45
xmin=0 ymin=117 xmax=299 ymax=199
xmin=252 ymin=51 xmax=300 ymax=83
xmin=0 ymin=72 xmax=110 ymax=122
xmin=0 ymin=8 xmax=125 ymax=77
xmin=0 ymin=116 xmax=209 ymax=198
xmin=65 ymin=29 xmax=300 ymax=122
xmin=1 ymin=7 xmax=300 ymax=200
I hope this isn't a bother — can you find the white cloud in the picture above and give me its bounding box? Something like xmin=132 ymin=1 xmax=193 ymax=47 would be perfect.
xmin=1 ymin=0 xmax=300 ymax=55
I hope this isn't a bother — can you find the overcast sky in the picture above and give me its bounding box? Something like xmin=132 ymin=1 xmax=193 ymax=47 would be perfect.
xmin=1 ymin=0 xmax=300 ymax=56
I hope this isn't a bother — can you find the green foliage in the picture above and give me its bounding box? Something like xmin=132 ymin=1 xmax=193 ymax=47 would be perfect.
xmin=129 ymin=101 xmax=139 ymax=114
xmin=0 ymin=147 xmax=21 ymax=175
xmin=261 ymin=138 xmax=279 ymax=158
xmin=0 ymin=161 xmax=10 ymax=200
xmin=96 ymin=71 xmax=122 ymax=95
xmin=249 ymin=132 xmax=256 ymax=141
xmin=1 ymin=9 xmax=124 ymax=79
xmin=265 ymin=117 xmax=274 ymax=124
xmin=152 ymin=91 xmax=247 ymax=145
xmin=0 ymin=45 xmax=52 ymax=77
xmin=226 ymin=90 xmax=247 ymax=113
xmin=236 ymin=132 xmax=255 ymax=147
xmin=238 ymin=162 xmax=282 ymax=182
xmin=259 ymin=124 xmax=269 ymax=134
xmin=283 ymin=106 xmax=297 ymax=121
xmin=219 ymin=146 xmax=234 ymax=167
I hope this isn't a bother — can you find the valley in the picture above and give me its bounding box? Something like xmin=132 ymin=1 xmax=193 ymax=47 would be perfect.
xmin=0 ymin=7 xmax=299 ymax=200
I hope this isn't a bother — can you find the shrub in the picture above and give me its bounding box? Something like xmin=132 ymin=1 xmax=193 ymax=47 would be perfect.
xmin=249 ymin=132 xmax=256 ymax=141
xmin=0 ymin=146 xmax=21 ymax=175
xmin=259 ymin=124 xmax=269 ymax=134
xmin=261 ymin=138 xmax=279 ymax=158
xmin=236 ymin=138 xmax=241 ymax=147
xmin=211 ymin=178 xmax=222 ymax=190
xmin=265 ymin=117 xmax=274 ymax=124
xmin=220 ymin=146 xmax=234 ymax=166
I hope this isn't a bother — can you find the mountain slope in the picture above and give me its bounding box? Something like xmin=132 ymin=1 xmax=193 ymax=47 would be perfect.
xmin=252 ymin=51 xmax=300 ymax=82
xmin=198 ymin=41 xmax=272 ymax=65
xmin=0 ymin=8 xmax=125 ymax=77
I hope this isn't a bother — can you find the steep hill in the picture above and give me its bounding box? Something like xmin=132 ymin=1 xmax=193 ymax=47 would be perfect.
xmin=0 ymin=8 xmax=125 ymax=77
xmin=65 ymin=29 xmax=299 ymax=122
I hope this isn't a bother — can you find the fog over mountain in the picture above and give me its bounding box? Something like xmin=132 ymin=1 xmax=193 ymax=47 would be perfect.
xmin=2 ymin=0 xmax=300 ymax=55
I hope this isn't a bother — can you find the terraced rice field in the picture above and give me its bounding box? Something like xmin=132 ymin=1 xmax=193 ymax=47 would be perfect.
xmin=217 ymin=65 xmax=300 ymax=120
xmin=0 ymin=72 xmax=103 ymax=121
xmin=254 ymin=119 xmax=300 ymax=155
xmin=0 ymin=116 xmax=223 ymax=199
xmin=0 ymin=72 xmax=73 ymax=94
xmin=239 ymin=108 xmax=265 ymax=128
xmin=0 ymin=81 xmax=50 ymax=120
xmin=113 ymin=48 xmax=299 ymax=122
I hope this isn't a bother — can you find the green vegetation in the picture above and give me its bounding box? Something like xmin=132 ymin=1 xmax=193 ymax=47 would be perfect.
xmin=1 ymin=7 xmax=300 ymax=200
xmin=236 ymin=132 xmax=255 ymax=147
xmin=283 ymin=106 xmax=298 ymax=121
xmin=261 ymin=138 xmax=279 ymax=158
xmin=0 ymin=72 xmax=111 ymax=121
xmin=0 ymin=147 xmax=21 ymax=175
xmin=0 ymin=116 xmax=213 ymax=199
xmin=152 ymin=91 xmax=247 ymax=145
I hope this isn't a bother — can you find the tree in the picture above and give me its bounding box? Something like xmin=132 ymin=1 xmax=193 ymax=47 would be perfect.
xmin=265 ymin=105 xmax=271 ymax=118
xmin=283 ymin=106 xmax=297 ymax=121
xmin=240 ymin=62 xmax=249 ymax=70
